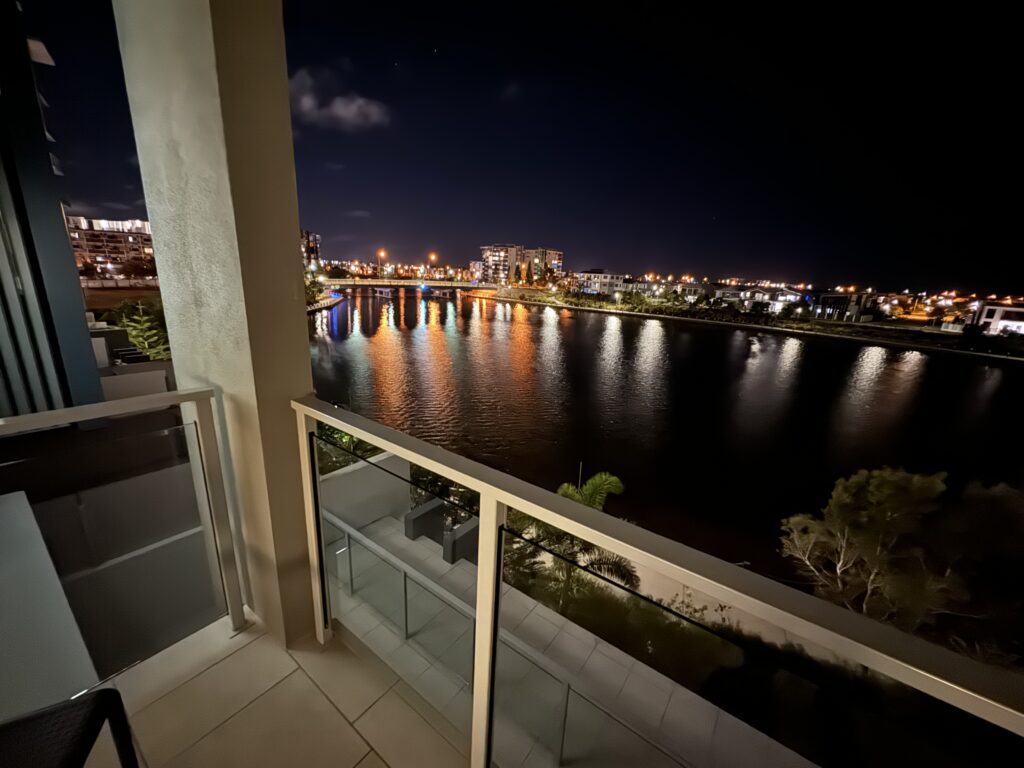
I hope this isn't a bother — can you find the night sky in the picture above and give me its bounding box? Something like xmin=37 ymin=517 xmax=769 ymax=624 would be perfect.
xmin=27 ymin=3 xmax=1017 ymax=291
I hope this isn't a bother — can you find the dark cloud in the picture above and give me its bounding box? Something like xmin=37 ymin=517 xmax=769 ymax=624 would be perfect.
xmin=289 ymin=68 xmax=389 ymax=132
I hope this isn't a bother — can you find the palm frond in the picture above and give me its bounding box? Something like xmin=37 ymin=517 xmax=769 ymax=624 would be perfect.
xmin=578 ymin=472 xmax=625 ymax=511
xmin=556 ymin=483 xmax=585 ymax=504
xmin=582 ymin=551 xmax=640 ymax=590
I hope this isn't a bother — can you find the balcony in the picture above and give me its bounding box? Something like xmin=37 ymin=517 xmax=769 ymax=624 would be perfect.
xmin=5 ymin=390 xmax=1022 ymax=767
xmin=81 ymin=612 xmax=463 ymax=768
xmin=2 ymin=3 xmax=1023 ymax=766
xmin=289 ymin=396 xmax=1024 ymax=767
xmin=0 ymin=392 xmax=464 ymax=768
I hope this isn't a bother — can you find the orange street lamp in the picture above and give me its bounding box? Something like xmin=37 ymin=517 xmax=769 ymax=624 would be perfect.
xmin=429 ymin=251 xmax=437 ymax=263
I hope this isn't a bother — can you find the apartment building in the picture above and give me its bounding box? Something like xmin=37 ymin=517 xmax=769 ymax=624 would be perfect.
xmin=65 ymin=216 xmax=154 ymax=271
xmin=575 ymin=269 xmax=628 ymax=294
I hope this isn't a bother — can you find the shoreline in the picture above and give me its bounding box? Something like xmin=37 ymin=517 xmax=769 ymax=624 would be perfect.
xmin=464 ymin=292 xmax=1024 ymax=364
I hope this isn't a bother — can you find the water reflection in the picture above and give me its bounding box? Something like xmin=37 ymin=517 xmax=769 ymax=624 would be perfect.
xmin=732 ymin=335 xmax=804 ymax=436
xmin=312 ymin=291 xmax=1022 ymax=570
xmin=834 ymin=347 xmax=926 ymax=449
xmin=962 ymin=366 xmax=1002 ymax=422
xmin=626 ymin=320 xmax=668 ymax=432
xmin=597 ymin=315 xmax=624 ymax=407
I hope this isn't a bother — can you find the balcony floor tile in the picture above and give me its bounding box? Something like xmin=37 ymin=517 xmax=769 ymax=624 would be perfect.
xmin=116 ymin=611 xmax=264 ymax=715
xmin=290 ymin=633 xmax=397 ymax=722
xmin=167 ymin=670 xmax=368 ymax=768
xmin=354 ymin=689 xmax=467 ymax=768
xmin=130 ymin=634 xmax=296 ymax=766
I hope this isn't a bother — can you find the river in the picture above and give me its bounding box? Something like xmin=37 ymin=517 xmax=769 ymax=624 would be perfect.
xmin=310 ymin=289 xmax=1023 ymax=578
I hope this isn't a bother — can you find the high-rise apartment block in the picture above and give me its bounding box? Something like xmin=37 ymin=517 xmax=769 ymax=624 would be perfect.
xmin=65 ymin=216 xmax=154 ymax=272
xmin=301 ymin=229 xmax=321 ymax=267
xmin=522 ymin=247 xmax=564 ymax=279
xmin=479 ymin=244 xmax=564 ymax=284
xmin=479 ymin=244 xmax=519 ymax=283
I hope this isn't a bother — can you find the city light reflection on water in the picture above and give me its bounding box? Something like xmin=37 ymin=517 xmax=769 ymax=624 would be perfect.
xmin=311 ymin=290 xmax=1022 ymax=574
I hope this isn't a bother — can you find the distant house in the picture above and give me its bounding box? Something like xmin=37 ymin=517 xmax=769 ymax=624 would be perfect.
xmin=711 ymin=284 xmax=742 ymax=303
xmin=769 ymin=288 xmax=803 ymax=314
xmin=672 ymin=283 xmax=705 ymax=302
xmin=625 ymin=280 xmax=665 ymax=297
xmin=739 ymin=286 xmax=771 ymax=308
xmin=575 ymin=269 xmax=627 ymax=295
xmin=815 ymin=292 xmax=880 ymax=322
xmin=973 ymin=301 xmax=1024 ymax=335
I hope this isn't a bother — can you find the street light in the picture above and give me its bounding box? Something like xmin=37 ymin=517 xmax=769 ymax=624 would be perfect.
xmin=376 ymin=248 xmax=387 ymax=277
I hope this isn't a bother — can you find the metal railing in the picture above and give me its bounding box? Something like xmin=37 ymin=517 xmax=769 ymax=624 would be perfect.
xmin=292 ymin=394 xmax=1024 ymax=766
xmin=1 ymin=387 xmax=246 ymax=633
xmin=325 ymin=509 xmax=684 ymax=765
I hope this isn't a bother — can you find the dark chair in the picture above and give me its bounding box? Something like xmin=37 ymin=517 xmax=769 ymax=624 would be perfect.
xmin=0 ymin=688 xmax=139 ymax=768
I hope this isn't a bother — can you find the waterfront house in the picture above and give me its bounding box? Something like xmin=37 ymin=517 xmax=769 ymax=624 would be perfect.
xmin=711 ymin=283 xmax=743 ymax=303
xmin=672 ymin=282 xmax=705 ymax=302
xmin=814 ymin=291 xmax=880 ymax=322
xmin=973 ymin=300 xmax=1024 ymax=335
xmin=575 ymin=269 xmax=628 ymax=295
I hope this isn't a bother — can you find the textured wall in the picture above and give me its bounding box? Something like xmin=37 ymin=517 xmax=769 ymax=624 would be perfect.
xmin=112 ymin=0 xmax=314 ymax=642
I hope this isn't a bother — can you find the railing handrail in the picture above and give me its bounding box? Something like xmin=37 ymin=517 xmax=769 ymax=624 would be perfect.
xmin=327 ymin=511 xmax=684 ymax=766
xmin=0 ymin=387 xmax=216 ymax=437
xmin=1 ymin=386 xmax=246 ymax=635
xmin=293 ymin=393 xmax=1024 ymax=738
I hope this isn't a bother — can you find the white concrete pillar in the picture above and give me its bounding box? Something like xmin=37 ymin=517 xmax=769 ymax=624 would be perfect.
xmin=111 ymin=0 xmax=314 ymax=642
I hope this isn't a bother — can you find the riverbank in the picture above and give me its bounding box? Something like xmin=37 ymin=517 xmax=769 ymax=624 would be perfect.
xmin=464 ymin=291 xmax=1024 ymax=363
xmin=83 ymin=287 xmax=162 ymax=311
xmin=307 ymin=296 xmax=344 ymax=313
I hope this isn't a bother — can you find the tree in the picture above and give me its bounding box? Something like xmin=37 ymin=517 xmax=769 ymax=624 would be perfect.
xmin=121 ymin=259 xmax=157 ymax=278
xmin=525 ymin=260 xmax=534 ymax=285
xmin=305 ymin=274 xmax=322 ymax=305
xmin=778 ymin=303 xmax=798 ymax=320
xmin=781 ymin=467 xmax=965 ymax=631
xmin=556 ymin=471 xmax=626 ymax=511
xmin=326 ymin=265 xmax=350 ymax=279
xmin=113 ymin=300 xmax=171 ymax=360
xmin=506 ymin=473 xmax=639 ymax=612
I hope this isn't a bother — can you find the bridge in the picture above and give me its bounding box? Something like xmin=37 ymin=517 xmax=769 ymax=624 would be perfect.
xmin=323 ymin=279 xmax=490 ymax=289
xmin=323 ymin=279 xmax=497 ymax=299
